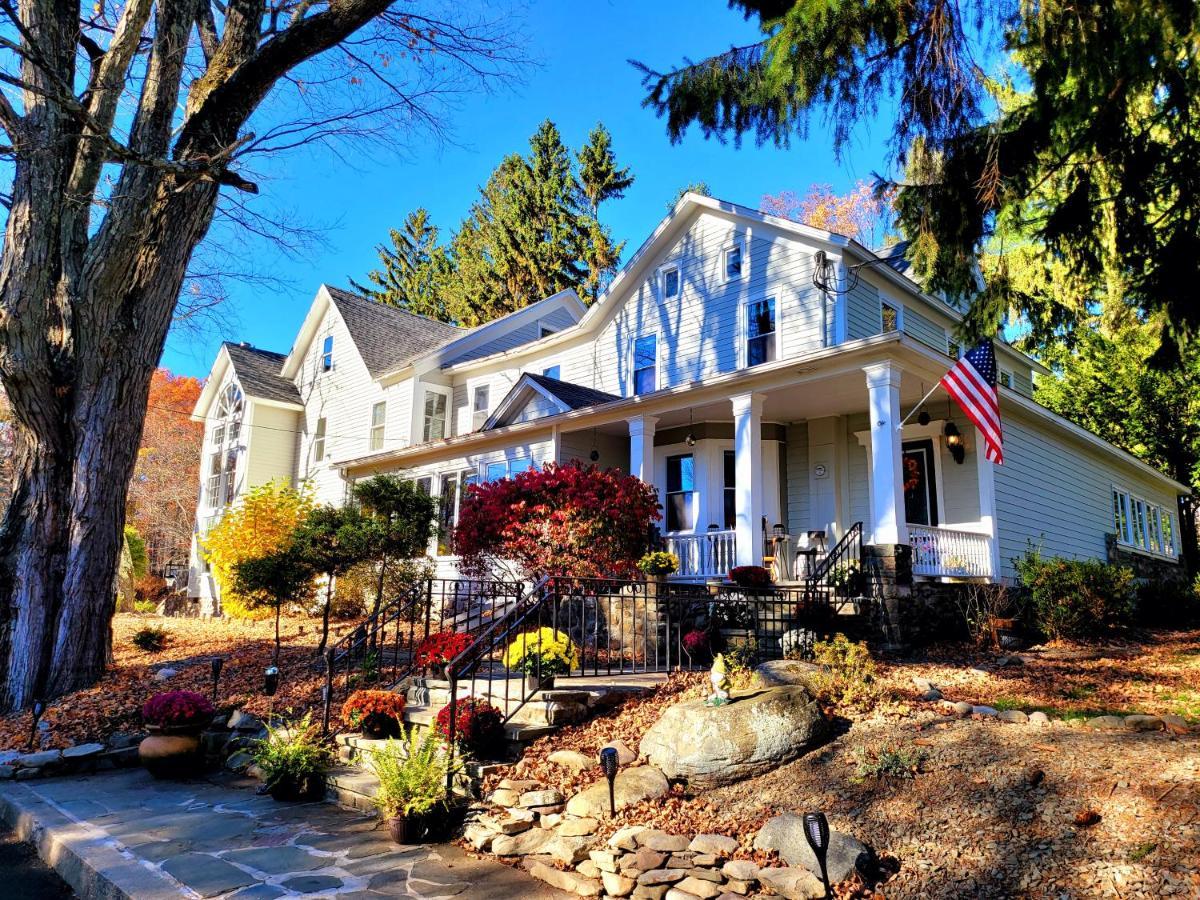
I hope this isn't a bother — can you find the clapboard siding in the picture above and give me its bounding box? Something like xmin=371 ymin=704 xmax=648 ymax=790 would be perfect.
xmin=993 ymin=405 xmax=1182 ymax=580
xmin=902 ymin=304 xmax=947 ymax=353
xmin=558 ymin=429 xmax=628 ymax=468
xmin=244 ymin=403 xmax=300 ymax=488
xmin=845 ymin=280 xmax=880 ymax=341
xmin=785 ymin=422 xmax=810 ymax=535
xmin=845 ymin=414 xmax=872 ymax=534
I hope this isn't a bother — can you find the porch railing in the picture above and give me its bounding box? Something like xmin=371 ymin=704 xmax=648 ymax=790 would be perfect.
xmin=665 ymin=530 xmax=736 ymax=579
xmin=908 ymin=525 xmax=992 ymax=578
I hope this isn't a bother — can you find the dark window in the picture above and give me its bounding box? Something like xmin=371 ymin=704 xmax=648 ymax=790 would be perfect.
xmin=666 ymin=454 xmax=695 ymax=532
xmin=725 ymin=245 xmax=743 ymax=280
xmin=881 ymin=303 xmax=898 ymax=332
xmin=473 ymin=385 xmax=490 ymax=412
xmin=321 ymin=335 xmax=334 ymax=372
xmin=902 ymin=440 xmax=939 ymax=527
xmin=723 ymin=450 xmax=736 ymax=530
xmin=746 ymin=298 xmax=776 ymax=366
xmin=633 ymin=335 xmax=656 ymax=395
xmin=661 ymin=267 xmax=680 ymax=298
xmin=437 ymin=473 xmax=458 ymax=555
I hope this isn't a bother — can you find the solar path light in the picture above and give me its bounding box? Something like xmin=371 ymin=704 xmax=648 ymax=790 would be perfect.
xmin=599 ymin=747 xmax=620 ymax=817
xmin=803 ymin=811 xmax=832 ymax=899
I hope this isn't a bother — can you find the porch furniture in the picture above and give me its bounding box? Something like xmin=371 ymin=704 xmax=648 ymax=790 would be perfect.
xmin=794 ymin=530 xmax=827 ymax=579
xmin=768 ymin=533 xmax=794 ymax=582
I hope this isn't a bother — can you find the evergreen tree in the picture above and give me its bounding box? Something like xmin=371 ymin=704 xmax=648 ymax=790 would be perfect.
xmin=636 ymin=1 xmax=1200 ymax=362
xmin=351 ymin=208 xmax=450 ymax=321
xmin=578 ymin=124 xmax=635 ymax=216
xmin=667 ymin=182 xmax=710 ymax=211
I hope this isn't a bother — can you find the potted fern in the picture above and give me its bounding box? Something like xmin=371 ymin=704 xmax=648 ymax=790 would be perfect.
xmin=250 ymin=712 xmax=332 ymax=802
xmin=369 ymin=728 xmax=462 ymax=843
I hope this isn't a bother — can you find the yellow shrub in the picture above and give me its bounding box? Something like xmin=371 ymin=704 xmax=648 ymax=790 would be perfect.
xmin=502 ymin=627 xmax=579 ymax=677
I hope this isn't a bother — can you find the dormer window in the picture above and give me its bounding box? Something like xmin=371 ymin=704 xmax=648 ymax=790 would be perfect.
xmin=724 ymin=244 xmax=744 ymax=281
xmin=321 ymin=335 xmax=334 ymax=372
xmin=744 ymin=298 xmax=777 ymax=367
xmin=422 ymin=389 xmax=448 ymax=442
xmin=660 ymin=265 xmax=680 ymax=299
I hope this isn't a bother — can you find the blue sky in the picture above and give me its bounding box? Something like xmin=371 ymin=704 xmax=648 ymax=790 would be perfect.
xmin=162 ymin=0 xmax=895 ymax=378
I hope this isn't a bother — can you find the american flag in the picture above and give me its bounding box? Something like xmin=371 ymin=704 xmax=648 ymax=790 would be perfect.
xmin=941 ymin=341 xmax=1004 ymax=464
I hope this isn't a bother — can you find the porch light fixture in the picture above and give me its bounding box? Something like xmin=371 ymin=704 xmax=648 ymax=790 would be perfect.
xmin=685 ymin=409 xmax=696 ymax=447
xmin=599 ymin=747 xmax=620 ymax=817
xmin=917 ymin=410 xmax=931 ymax=426
xmin=589 ymin=428 xmax=600 ymax=462
xmin=27 ymin=698 xmax=46 ymax=751
xmin=944 ymin=421 xmax=965 ymax=464
xmin=210 ymin=657 xmax=223 ymax=703
xmin=802 ymin=811 xmax=832 ymax=899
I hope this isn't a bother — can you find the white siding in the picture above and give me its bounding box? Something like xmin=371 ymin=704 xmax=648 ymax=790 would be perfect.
xmin=993 ymin=405 xmax=1182 ymax=580
xmin=845 ymin=413 xmax=872 ymax=533
xmin=785 ymin=422 xmax=810 ymax=536
xmin=845 ymin=281 xmax=879 ymax=341
xmin=244 ymin=403 xmax=299 ymax=488
xmin=901 ymin=304 xmax=947 ymax=353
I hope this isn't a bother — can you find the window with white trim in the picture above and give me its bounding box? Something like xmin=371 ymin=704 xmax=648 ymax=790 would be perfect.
xmin=422 ymin=390 xmax=448 ymax=442
xmin=881 ymin=301 xmax=899 ymax=332
xmin=999 ymin=369 xmax=1013 ymax=388
xmin=472 ymin=385 xmax=490 ymax=413
xmin=723 ymin=244 xmax=744 ymax=281
xmin=1112 ymin=487 xmax=1177 ymax=556
xmin=660 ymin=264 xmax=680 ymax=299
xmin=666 ymin=454 xmax=695 ymax=532
xmin=321 ymin=335 xmax=334 ymax=372
xmin=485 ymin=461 xmax=507 ymax=483
xmin=369 ymin=402 xmax=386 ymax=451
xmin=633 ymin=335 xmax=657 ymax=395
xmin=312 ymin=417 xmax=326 ymax=461
xmin=482 ymin=457 xmax=536 ymax=483
xmin=947 ymin=339 xmax=961 ymax=359
xmin=745 ymin=298 xmax=777 ymax=367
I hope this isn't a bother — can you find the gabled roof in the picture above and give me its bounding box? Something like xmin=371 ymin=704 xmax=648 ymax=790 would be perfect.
xmin=324 ymin=286 xmax=464 ymax=378
xmin=483 ymin=373 xmax=620 ymax=430
xmin=223 ymin=343 xmax=301 ymax=406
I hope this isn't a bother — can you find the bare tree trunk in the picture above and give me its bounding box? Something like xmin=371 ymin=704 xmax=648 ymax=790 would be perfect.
xmin=316 ymin=576 xmax=334 ymax=655
xmin=274 ymin=602 xmax=281 ymax=665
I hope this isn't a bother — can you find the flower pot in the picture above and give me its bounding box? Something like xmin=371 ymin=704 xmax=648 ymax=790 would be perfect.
xmin=426 ymin=662 xmax=448 ymax=680
xmin=267 ymin=773 xmax=325 ymax=803
xmin=524 ymin=673 xmax=554 ymax=694
xmin=138 ymin=730 xmax=203 ymax=779
xmin=386 ymin=814 xmax=421 ymax=844
xmin=361 ymin=713 xmax=401 ymax=740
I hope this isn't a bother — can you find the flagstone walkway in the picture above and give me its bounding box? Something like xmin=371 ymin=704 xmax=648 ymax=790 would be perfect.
xmin=0 ymin=769 xmax=564 ymax=899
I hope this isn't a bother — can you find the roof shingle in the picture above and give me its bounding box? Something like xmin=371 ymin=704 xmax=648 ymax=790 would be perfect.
xmin=525 ymin=373 xmax=620 ymax=410
xmin=223 ymin=342 xmax=301 ymax=405
xmin=325 ymin=286 xmax=464 ymax=378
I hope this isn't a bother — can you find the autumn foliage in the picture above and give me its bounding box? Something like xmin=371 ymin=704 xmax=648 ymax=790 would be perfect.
xmin=202 ymin=480 xmax=317 ymax=619
xmin=454 ymin=461 xmax=660 ymax=579
xmin=761 ymin=180 xmax=894 ymax=247
xmin=126 ymin=369 xmax=204 ymax=574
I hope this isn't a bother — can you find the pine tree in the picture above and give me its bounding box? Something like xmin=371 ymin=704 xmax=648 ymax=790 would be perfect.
xmin=578 ymin=124 xmax=635 ymax=216
xmin=351 ymin=208 xmax=450 ymax=321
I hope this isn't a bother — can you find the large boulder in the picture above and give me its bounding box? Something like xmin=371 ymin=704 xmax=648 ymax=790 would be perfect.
xmin=638 ymin=687 xmax=826 ymax=788
xmin=751 ymin=659 xmax=820 ymax=688
xmin=754 ymin=813 xmax=874 ymax=884
xmin=565 ymin=765 xmax=669 ymax=817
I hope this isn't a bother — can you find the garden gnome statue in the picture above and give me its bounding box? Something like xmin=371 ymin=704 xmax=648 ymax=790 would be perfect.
xmin=705 ymin=653 xmax=731 ymax=706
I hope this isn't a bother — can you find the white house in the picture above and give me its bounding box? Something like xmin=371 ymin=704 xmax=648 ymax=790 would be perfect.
xmin=188 ymin=193 xmax=1187 ymax=614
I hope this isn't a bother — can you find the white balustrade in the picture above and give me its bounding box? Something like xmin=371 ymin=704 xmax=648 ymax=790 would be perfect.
xmin=665 ymin=530 xmax=737 ymax=579
xmin=908 ymin=525 xmax=993 ymax=578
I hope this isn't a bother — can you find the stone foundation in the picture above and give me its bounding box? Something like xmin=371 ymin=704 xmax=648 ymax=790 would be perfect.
xmin=1106 ymin=534 xmax=1189 ymax=584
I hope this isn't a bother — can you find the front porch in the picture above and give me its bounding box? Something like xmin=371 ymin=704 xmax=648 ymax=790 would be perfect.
xmin=556 ymin=359 xmax=1000 ymax=583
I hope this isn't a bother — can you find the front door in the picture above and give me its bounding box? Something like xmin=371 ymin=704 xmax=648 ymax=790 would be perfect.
xmin=902 ymin=439 xmax=939 ymax=527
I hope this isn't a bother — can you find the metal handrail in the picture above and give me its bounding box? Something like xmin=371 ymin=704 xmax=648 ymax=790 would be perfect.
xmin=808 ymin=521 xmax=863 ymax=586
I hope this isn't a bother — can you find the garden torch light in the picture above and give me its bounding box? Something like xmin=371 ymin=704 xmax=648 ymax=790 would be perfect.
xmin=27 ymin=698 xmax=46 ymax=751
xmin=264 ymin=665 xmax=279 ymax=722
xmin=803 ymin=811 xmax=832 ymax=900
xmin=599 ymin=747 xmax=620 ymax=817
xmin=210 ymin=657 xmax=223 ymax=703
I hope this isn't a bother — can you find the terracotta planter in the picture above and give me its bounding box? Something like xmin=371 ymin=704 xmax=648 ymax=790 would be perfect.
xmin=267 ymin=773 xmax=325 ymax=803
xmin=139 ymin=729 xmax=203 ymax=779
xmin=361 ymin=713 xmax=401 ymax=740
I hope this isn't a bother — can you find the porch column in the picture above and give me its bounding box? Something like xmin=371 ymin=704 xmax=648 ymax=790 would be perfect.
xmin=863 ymin=362 xmax=908 ymax=546
xmin=975 ymin=425 xmax=1002 ymax=579
xmin=627 ymin=415 xmax=658 ymax=484
xmin=731 ymin=392 xmax=765 ymax=568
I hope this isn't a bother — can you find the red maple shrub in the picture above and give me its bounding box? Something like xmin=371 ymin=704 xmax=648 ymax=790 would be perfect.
xmin=435 ymin=698 xmax=504 ymax=758
xmin=454 ymin=461 xmax=660 ymax=579
xmin=729 ymin=565 xmax=772 ymax=589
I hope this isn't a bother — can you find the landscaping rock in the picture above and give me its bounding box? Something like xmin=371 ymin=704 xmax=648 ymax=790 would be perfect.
xmin=609 ymin=825 xmax=649 ymax=851
xmin=676 ymin=875 xmax=723 ymax=898
xmin=688 ymin=834 xmax=738 ymax=857
xmin=153 ymin=667 xmax=178 ymax=681
xmin=225 ymin=750 xmax=254 ymax=773
xmin=546 ymin=834 xmax=595 ymax=866
xmin=1124 ymin=714 xmax=1163 ymax=731
xmin=519 ymin=788 xmax=564 ymax=808
xmin=632 ymin=886 xmax=670 ymax=900
xmin=0 ymin=750 xmax=20 ymax=765
xmin=638 ymin=868 xmax=688 ymax=886
xmin=756 ymin=867 xmax=825 ymax=900
xmin=487 ymin=788 xmax=520 ymax=807
xmin=1087 ymin=715 xmax=1126 ymax=730
xmin=639 ymin=686 xmax=826 ymax=788
xmin=638 ymin=831 xmax=691 ymax=852
xmin=228 ymin=709 xmax=263 ymax=732
xmin=601 ymin=739 xmax=638 ymax=766
xmin=602 ymin=871 xmax=637 ymax=897
xmin=463 ymin=824 xmax=494 ymax=851
xmin=920 ymin=689 xmax=943 ymax=702
xmin=624 ymin=848 xmax=668 ymax=873
xmin=972 ymin=705 xmax=999 ymax=717
xmin=529 ymin=861 xmax=601 ymax=897
xmin=998 ymin=710 xmax=1029 ymax=724
xmin=549 ymin=750 xmax=596 ymax=772
xmin=589 ymin=850 xmax=619 ymax=872
xmin=577 ymin=859 xmax=600 ymax=879
xmin=1161 ymin=714 xmax=1191 ymax=733
xmin=16 ymin=749 xmax=61 ymax=768
xmin=566 ymin=765 xmax=669 ymax=817
xmin=499 ymin=778 xmax=541 ymax=791
xmin=752 ymin=659 xmax=818 ymax=687
xmin=692 ymin=854 xmax=718 ymax=868
xmin=721 ymin=860 xmax=759 ymax=881
xmin=490 ymin=828 xmax=552 ymax=857
xmin=912 ymin=676 xmax=938 ymax=692
xmin=559 ymin=817 xmax=599 ymax=837
xmin=107 ymin=732 xmax=143 ymax=750
xmin=1028 ymin=711 xmax=1051 ymax=727
xmin=949 ymin=701 xmax=974 ymax=717
xmin=754 ymin=813 xmax=873 ymax=884
xmin=62 ymin=743 xmax=104 ymax=760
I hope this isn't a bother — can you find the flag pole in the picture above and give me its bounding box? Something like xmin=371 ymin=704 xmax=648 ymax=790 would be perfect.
xmin=896 ymin=381 xmax=944 ymax=430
